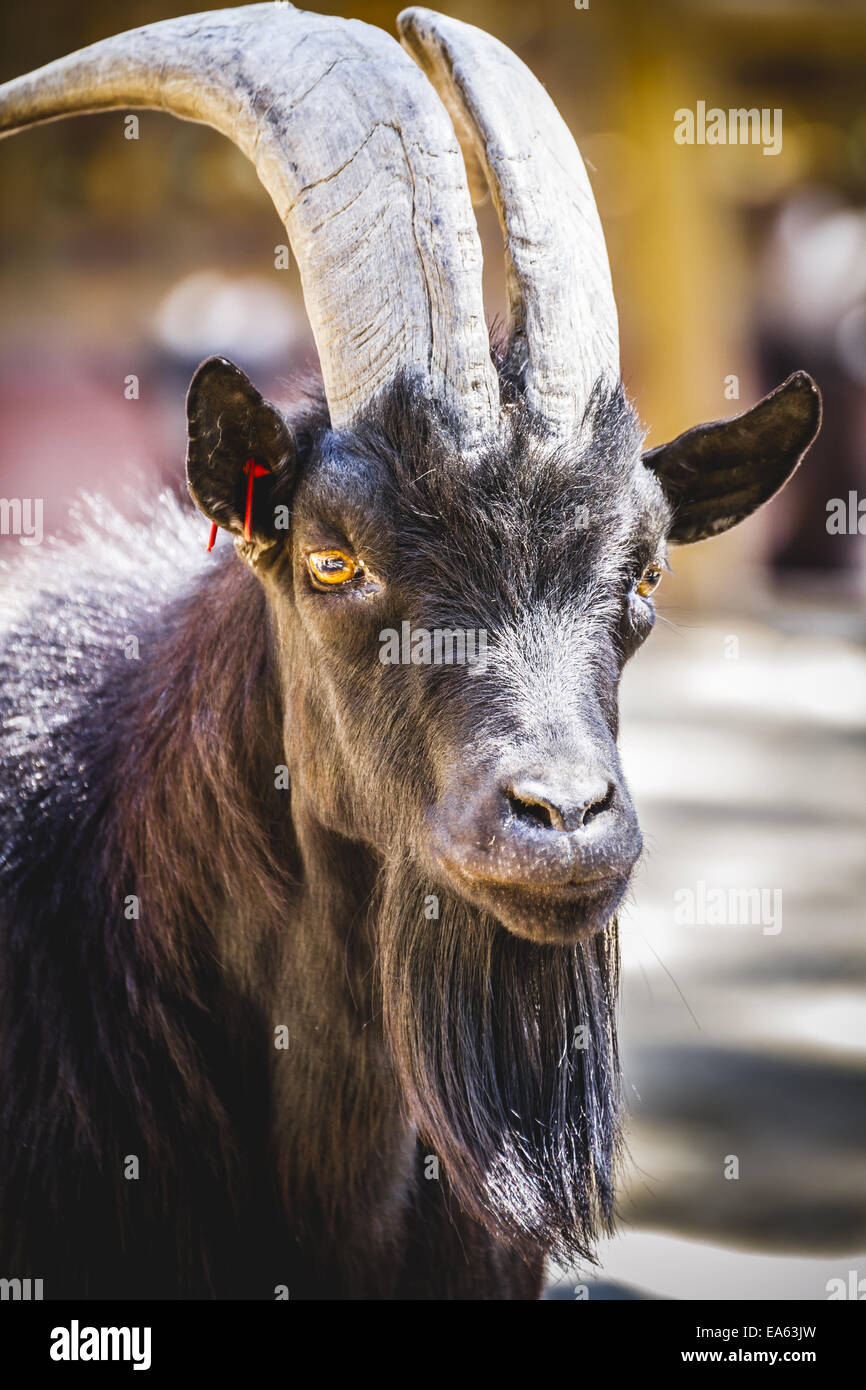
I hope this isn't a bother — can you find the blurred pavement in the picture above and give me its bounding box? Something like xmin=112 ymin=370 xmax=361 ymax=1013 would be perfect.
xmin=560 ymin=602 xmax=866 ymax=1299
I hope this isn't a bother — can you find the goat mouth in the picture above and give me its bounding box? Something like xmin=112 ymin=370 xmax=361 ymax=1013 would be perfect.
xmin=437 ymin=863 xmax=631 ymax=944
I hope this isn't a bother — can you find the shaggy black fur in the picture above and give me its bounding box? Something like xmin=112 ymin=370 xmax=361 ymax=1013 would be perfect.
xmin=0 ymin=357 xmax=666 ymax=1299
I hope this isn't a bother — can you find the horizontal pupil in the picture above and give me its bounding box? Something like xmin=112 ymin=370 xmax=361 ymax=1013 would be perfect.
xmin=311 ymin=551 xmax=354 ymax=582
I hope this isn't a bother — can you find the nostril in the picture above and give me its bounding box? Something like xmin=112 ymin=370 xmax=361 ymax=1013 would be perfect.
xmin=503 ymin=777 xmax=616 ymax=833
xmin=581 ymin=781 xmax=615 ymax=826
xmin=505 ymin=787 xmax=560 ymax=831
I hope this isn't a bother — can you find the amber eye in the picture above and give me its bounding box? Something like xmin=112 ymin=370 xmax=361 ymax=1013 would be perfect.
xmin=307 ymin=549 xmax=359 ymax=586
xmin=636 ymin=562 xmax=663 ymax=599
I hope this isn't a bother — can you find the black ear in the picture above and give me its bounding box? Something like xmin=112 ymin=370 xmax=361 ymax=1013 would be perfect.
xmin=186 ymin=356 xmax=296 ymax=544
xmin=643 ymin=371 xmax=822 ymax=544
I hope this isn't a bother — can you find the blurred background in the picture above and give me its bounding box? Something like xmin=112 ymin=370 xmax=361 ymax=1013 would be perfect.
xmin=1 ymin=0 xmax=864 ymax=1299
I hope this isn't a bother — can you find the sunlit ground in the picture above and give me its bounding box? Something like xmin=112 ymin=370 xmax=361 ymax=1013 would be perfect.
xmin=549 ymin=601 xmax=866 ymax=1299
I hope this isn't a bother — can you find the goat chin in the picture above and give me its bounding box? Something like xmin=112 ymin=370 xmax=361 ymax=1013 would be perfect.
xmin=377 ymin=856 xmax=622 ymax=1264
xmin=428 ymin=862 xmax=633 ymax=946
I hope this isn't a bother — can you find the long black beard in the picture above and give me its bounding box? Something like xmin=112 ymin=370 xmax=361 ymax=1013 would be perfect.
xmin=378 ymin=858 xmax=622 ymax=1264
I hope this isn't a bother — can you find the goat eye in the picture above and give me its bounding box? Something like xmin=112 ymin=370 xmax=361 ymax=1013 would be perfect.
xmin=636 ymin=563 xmax=663 ymax=598
xmin=307 ymin=549 xmax=359 ymax=585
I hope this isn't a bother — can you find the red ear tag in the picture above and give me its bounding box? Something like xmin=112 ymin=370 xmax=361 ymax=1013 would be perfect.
xmin=243 ymin=458 xmax=271 ymax=543
xmin=205 ymin=459 xmax=270 ymax=551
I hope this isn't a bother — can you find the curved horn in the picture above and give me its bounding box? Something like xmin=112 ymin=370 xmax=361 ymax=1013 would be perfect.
xmin=0 ymin=4 xmax=500 ymax=442
xmin=398 ymin=7 xmax=620 ymax=440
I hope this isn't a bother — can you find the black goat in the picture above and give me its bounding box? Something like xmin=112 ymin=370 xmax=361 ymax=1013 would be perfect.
xmin=0 ymin=6 xmax=820 ymax=1299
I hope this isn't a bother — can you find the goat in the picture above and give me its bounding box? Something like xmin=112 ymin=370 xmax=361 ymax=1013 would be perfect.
xmin=0 ymin=5 xmax=821 ymax=1299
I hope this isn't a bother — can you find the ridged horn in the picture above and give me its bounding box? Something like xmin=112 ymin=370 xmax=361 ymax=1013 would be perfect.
xmin=0 ymin=4 xmax=501 ymax=442
xmin=398 ymin=7 xmax=620 ymax=440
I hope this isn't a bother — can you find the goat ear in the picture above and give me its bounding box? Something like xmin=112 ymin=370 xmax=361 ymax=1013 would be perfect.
xmin=185 ymin=356 xmax=296 ymax=543
xmin=643 ymin=371 xmax=822 ymax=545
